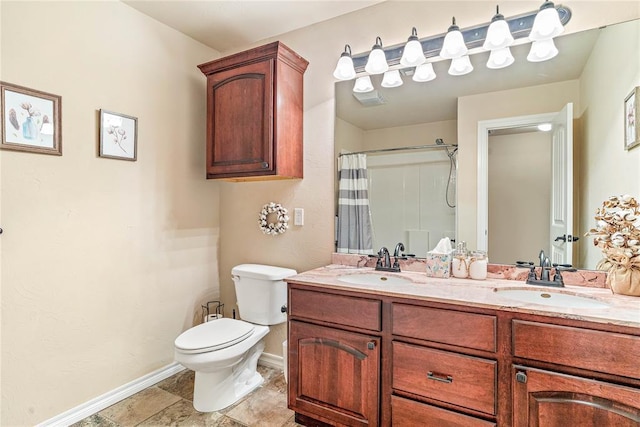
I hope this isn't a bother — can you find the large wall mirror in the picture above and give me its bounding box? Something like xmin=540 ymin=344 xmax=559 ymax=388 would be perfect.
xmin=335 ymin=18 xmax=640 ymax=270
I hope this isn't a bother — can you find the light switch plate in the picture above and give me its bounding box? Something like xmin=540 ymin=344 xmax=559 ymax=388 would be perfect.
xmin=294 ymin=208 xmax=304 ymax=226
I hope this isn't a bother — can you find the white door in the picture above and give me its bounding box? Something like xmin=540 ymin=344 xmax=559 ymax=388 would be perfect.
xmin=549 ymin=103 xmax=573 ymax=265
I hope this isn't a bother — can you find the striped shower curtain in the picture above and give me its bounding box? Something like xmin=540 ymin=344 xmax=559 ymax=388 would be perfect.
xmin=337 ymin=154 xmax=374 ymax=254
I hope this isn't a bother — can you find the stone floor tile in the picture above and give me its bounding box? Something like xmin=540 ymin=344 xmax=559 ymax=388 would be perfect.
xmin=262 ymin=371 xmax=287 ymax=395
xmin=225 ymin=387 xmax=293 ymax=427
xmin=156 ymin=369 xmax=195 ymax=401
xmin=99 ymin=386 xmax=181 ymax=425
xmin=70 ymin=413 xmax=120 ymax=427
xmin=138 ymin=399 xmax=225 ymax=426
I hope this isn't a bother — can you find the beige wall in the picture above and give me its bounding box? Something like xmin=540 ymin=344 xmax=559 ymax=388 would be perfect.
xmin=578 ymin=18 xmax=640 ymax=268
xmin=456 ymin=80 xmax=580 ymax=249
xmin=488 ymin=132 xmax=552 ymax=264
xmin=1 ymin=0 xmax=638 ymax=425
xmin=1 ymin=1 xmax=220 ymax=425
xmin=363 ymin=120 xmax=457 ymax=151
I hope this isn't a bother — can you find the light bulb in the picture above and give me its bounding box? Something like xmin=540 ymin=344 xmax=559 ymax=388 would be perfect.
xmin=487 ymin=47 xmax=514 ymax=69
xmin=413 ymin=63 xmax=436 ymax=82
xmin=353 ymin=76 xmax=374 ymax=93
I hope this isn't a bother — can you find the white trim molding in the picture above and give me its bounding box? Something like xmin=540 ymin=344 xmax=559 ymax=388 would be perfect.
xmin=258 ymin=352 xmax=284 ymax=371
xmin=37 ymin=362 xmax=186 ymax=427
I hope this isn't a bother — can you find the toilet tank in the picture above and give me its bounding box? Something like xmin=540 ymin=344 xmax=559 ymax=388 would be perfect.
xmin=231 ymin=264 xmax=297 ymax=325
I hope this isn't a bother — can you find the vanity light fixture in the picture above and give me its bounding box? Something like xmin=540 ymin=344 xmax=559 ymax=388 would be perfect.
xmin=353 ymin=75 xmax=374 ymax=93
xmin=487 ymin=47 xmax=515 ymax=69
xmin=412 ymin=62 xmax=436 ymax=82
xmin=527 ymin=38 xmax=559 ymax=62
xmin=381 ymin=69 xmax=403 ymax=87
xmin=364 ymin=37 xmax=389 ymax=75
xmin=483 ymin=5 xmax=515 ymax=69
xmin=448 ymin=55 xmax=474 ymax=76
xmin=529 ymin=1 xmax=565 ymax=41
xmin=400 ymin=27 xmax=427 ymax=67
xmin=333 ymin=44 xmax=356 ymax=80
xmin=333 ymin=3 xmax=571 ymax=91
xmin=440 ymin=17 xmax=468 ymax=59
xmin=483 ymin=6 xmax=514 ymax=50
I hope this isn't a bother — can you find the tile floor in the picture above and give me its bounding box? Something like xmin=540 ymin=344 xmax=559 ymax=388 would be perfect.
xmin=73 ymin=366 xmax=300 ymax=427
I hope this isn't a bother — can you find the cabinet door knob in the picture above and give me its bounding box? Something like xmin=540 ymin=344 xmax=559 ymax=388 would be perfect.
xmin=367 ymin=341 xmax=376 ymax=350
xmin=261 ymin=162 xmax=269 ymax=169
xmin=516 ymin=371 xmax=528 ymax=384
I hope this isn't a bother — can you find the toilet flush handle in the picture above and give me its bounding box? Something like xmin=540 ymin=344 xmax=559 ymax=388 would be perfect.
xmin=281 ymin=304 xmax=287 ymax=314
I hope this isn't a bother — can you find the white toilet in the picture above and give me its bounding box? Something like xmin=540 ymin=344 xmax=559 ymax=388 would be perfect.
xmin=174 ymin=264 xmax=297 ymax=412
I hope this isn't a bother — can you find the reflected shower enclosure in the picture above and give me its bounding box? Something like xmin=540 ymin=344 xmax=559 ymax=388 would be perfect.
xmin=337 ymin=144 xmax=457 ymax=257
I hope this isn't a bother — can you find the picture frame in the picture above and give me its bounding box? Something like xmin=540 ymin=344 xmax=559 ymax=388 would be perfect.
xmin=0 ymin=81 xmax=62 ymax=155
xmin=99 ymin=109 xmax=137 ymax=161
xmin=624 ymin=86 xmax=639 ymax=151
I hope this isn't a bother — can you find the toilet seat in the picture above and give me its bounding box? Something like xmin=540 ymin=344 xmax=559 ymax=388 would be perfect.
xmin=175 ymin=318 xmax=255 ymax=354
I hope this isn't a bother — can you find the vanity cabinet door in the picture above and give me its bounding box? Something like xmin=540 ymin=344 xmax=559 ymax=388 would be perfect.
xmin=512 ymin=366 xmax=640 ymax=426
xmin=288 ymin=320 xmax=380 ymax=427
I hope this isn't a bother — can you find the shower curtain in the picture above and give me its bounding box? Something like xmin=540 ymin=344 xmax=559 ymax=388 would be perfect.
xmin=336 ymin=153 xmax=374 ymax=254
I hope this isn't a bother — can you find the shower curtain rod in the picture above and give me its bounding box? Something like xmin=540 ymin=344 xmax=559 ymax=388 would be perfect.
xmin=338 ymin=143 xmax=458 ymax=157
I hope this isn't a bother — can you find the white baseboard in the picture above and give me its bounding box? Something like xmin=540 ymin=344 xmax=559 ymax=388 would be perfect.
xmin=258 ymin=352 xmax=284 ymax=371
xmin=38 ymin=354 xmax=282 ymax=427
xmin=37 ymin=362 xmax=186 ymax=427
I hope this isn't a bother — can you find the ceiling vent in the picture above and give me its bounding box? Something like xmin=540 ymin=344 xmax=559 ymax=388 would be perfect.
xmin=352 ymin=90 xmax=386 ymax=106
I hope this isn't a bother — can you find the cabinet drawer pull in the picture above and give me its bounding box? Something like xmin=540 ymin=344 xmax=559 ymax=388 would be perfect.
xmin=427 ymin=371 xmax=453 ymax=384
xmin=367 ymin=341 xmax=376 ymax=350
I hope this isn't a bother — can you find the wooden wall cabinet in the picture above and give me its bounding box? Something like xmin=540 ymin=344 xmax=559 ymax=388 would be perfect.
xmin=198 ymin=42 xmax=308 ymax=181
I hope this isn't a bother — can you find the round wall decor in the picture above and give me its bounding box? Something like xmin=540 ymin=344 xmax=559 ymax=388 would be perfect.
xmin=259 ymin=202 xmax=289 ymax=235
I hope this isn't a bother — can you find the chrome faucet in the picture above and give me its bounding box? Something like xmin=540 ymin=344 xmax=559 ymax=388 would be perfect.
xmin=394 ymin=242 xmax=405 ymax=258
xmin=373 ymin=246 xmax=402 ymax=272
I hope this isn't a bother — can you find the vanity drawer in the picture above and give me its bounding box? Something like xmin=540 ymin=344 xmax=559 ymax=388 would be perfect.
xmin=392 ymin=396 xmax=496 ymax=427
xmin=393 ymin=342 xmax=497 ymax=415
xmin=392 ymin=303 xmax=496 ymax=352
xmin=289 ymin=287 xmax=381 ymax=331
xmin=513 ymin=320 xmax=640 ymax=380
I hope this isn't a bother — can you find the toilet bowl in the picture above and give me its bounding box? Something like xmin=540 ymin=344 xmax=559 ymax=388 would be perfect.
xmin=174 ymin=264 xmax=297 ymax=412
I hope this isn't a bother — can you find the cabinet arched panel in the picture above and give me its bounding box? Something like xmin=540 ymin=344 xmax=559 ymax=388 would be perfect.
xmin=513 ymin=366 xmax=640 ymax=427
xmin=289 ymin=321 xmax=380 ymax=427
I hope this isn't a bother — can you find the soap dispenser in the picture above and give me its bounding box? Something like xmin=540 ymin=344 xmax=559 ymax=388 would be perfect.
xmin=452 ymin=241 xmax=469 ymax=278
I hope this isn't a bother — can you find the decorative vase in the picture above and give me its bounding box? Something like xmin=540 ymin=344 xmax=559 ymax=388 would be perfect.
xmin=22 ymin=116 xmax=39 ymax=140
xmin=606 ymin=264 xmax=640 ymax=296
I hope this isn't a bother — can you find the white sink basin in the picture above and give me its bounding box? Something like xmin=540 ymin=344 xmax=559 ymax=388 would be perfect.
xmin=338 ymin=273 xmax=411 ymax=286
xmin=496 ymin=288 xmax=610 ymax=309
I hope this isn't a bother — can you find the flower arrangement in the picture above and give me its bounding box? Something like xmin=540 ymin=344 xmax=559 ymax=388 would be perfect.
xmin=259 ymin=202 xmax=289 ymax=235
xmin=587 ymin=194 xmax=640 ymax=295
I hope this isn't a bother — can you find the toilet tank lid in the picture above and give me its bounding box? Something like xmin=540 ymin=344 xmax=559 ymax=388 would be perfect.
xmin=232 ymin=264 xmax=297 ymax=280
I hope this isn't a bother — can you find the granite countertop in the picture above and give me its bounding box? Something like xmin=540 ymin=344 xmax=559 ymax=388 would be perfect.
xmin=287 ymin=264 xmax=640 ymax=329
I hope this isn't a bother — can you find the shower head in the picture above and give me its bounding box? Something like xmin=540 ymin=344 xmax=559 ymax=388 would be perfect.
xmin=435 ymin=138 xmax=444 ymax=145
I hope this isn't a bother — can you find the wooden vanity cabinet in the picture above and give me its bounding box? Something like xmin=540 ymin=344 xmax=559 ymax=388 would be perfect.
xmin=511 ymin=319 xmax=640 ymax=427
xmin=198 ymin=42 xmax=308 ymax=181
xmin=288 ymin=286 xmax=382 ymax=427
xmin=287 ymin=280 xmax=640 ymax=427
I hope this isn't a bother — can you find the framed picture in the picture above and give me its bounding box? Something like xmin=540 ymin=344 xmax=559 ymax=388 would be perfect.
xmin=0 ymin=81 xmax=62 ymax=155
xmin=99 ymin=109 xmax=137 ymax=161
xmin=624 ymin=86 xmax=639 ymax=151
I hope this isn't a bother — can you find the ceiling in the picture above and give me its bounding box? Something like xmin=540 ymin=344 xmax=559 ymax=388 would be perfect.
xmin=123 ymin=0 xmax=385 ymax=53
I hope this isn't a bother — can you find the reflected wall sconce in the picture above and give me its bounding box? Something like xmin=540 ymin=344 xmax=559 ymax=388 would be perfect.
xmin=333 ymin=2 xmax=571 ymax=91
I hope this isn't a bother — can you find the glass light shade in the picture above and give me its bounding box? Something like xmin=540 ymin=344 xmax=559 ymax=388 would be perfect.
xmin=333 ymin=55 xmax=356 ymax=80
xmin=400 ymin=39 xmax=426 ymax=67
xmin=529 ymin=2 xmax=564 ymax=41
xmin=353 ymin=76 xmax=374 ymax=93
xmin=440 ymin=29 xmax=467 ymax=59
xmin=448 ymin=55 xmax=473 ymax=76
xmin=486 ymin=47 xmax=515 ymax=69
xmin=483 ymin=19 xmax=514 ymax=50
xmin=365 ymin=46 xmax=389 ymax=75
xmin=527 ymin=38 xmax=559 ymax=62
xmin=412 ymin=63 xmax=436 ymax=82
xmin=381 ymin=70 xmax=403 ymax=88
